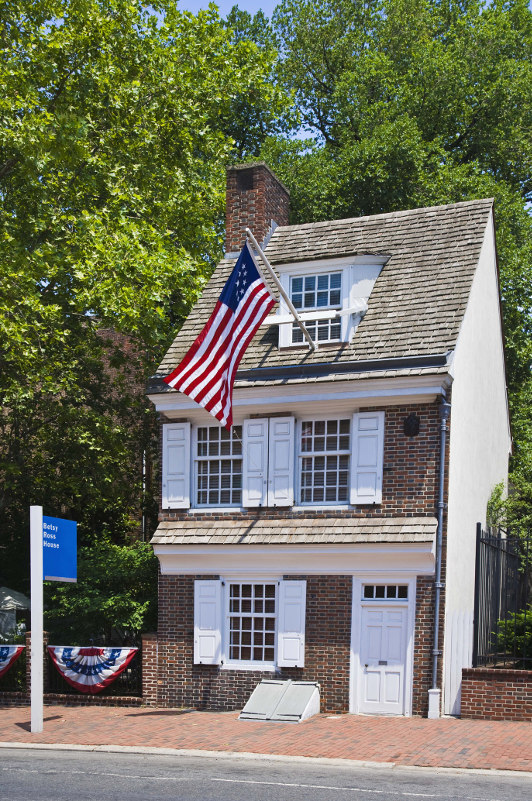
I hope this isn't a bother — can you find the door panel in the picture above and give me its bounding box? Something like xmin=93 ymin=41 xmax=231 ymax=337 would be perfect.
xmin=359 ymin=605 xmax=407 ymax=715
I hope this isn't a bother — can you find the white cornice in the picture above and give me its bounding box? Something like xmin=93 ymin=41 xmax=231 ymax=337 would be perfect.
xmin=148 ymin=374 xmax=450 ymax=421
xmin=153 ymin=542 xmax=435 ymax=576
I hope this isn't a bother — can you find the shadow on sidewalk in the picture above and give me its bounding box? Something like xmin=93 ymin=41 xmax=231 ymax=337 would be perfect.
xmin=16 ymin=715 xmax=63 ymax=731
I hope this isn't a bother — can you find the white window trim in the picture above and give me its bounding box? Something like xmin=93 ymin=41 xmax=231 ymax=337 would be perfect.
xmin=279 ymin=266 xmax=350 ymax=346
xmin=296 ymin=414 xmax=352 ymax=507
xmin=277 ymin=256 xmax=386 ymax=347
xmin=222 ymin=577 xmax=279 ymax=671
xmin=191 ymin=424 xmax=244 ymax=509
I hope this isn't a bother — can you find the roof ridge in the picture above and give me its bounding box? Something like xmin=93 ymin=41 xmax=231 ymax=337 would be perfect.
xmin=270 ymin=198 xmax=494 ymax=235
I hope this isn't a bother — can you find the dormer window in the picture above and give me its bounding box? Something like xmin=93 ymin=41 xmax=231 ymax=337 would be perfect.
xmin=274 ymin=256 xmax=387 ymax=348
xmin=290 ymin=272 xmax=342 ymax=344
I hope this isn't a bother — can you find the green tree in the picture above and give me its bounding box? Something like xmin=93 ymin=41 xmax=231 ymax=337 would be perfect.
xmin=260 ymin=0 xmax=532 ymax=516
xmin=0 ymin=0 xmax=285 ymax=601
xmin=44 ymin=538 xmax=158 ymax=645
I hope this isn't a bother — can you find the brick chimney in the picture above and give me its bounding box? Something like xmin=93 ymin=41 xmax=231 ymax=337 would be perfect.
xmin=225 ymin=162 xmax=290 ymax=256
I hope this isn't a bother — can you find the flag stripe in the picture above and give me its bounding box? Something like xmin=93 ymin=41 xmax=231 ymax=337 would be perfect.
xmin=178 ymin=281 xmax=267 ymax=398
xmin=163 ymin=243 xmax=276 ymax=429
xmin=48 ymin=646 xmax=138 ymax=695
xmin=187 ymin=285 xmax=272 ymax=404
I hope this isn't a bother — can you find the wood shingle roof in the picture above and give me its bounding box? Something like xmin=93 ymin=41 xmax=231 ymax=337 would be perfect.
xmin=154 ymin=198 xmax=493 ymax=386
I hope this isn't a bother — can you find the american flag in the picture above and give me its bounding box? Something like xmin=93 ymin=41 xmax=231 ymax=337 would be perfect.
xmin=164 ymin=242 xmax=276 ymax=429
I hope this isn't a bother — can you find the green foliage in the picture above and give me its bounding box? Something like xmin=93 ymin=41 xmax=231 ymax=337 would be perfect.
xmin=496 ymin=606 xmax=532 ymax=666
xmin=487 ymin=482 xmax=507 ymax=530
xmin=0 ymin=0 xmax=282 ymax=607
xmin=258 ymin=0 xmax=532 ymax=519
xmin=44 ymin=538 xmax=158 ymax=645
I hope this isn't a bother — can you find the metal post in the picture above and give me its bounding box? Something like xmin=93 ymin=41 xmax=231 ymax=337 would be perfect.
xmin=30 ymin=505 xmax=43 ymax=733
xmin=245 ymin=227 xmax=317 ymax=351
xmin=428 ymin=400 xmax=450 ymax=718
xmin=472 ymin=522 xmax=482 ymax=667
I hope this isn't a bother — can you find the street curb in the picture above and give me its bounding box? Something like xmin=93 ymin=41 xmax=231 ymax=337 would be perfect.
xmin=1 ymin=741 xmax=531 ymax=778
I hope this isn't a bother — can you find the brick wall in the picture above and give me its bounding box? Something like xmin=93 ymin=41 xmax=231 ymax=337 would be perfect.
xmin=154 ymin=573 xmax=432 ymax=715
xmin=158 ymin=402 xmax=442 ymax=523
xmin=156 ymin=574 xmax=351 ymax=712
xmin=142 ymin=632 xmax=158 ymax=706
xmin=461 ymin=668 xmax=532 ymax=721
xmin=154 ymin=401 xmax=447 ymax=717
xmin=412 ymin=577 xmax=436 ymax=717
xmin=225 ymin=162 xmax=290 ymax=254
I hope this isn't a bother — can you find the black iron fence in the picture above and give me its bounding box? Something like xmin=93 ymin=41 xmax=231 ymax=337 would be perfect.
xmin=473 ymin=525 xmax=531 ymax=669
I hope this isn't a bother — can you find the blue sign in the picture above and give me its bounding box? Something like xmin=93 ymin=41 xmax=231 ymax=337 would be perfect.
xmin=42 ymin=516 xmax=77 ymax=582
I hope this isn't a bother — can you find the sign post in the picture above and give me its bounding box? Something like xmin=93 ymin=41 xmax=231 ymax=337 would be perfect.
xmin=29 ymin=508 xmax=77 ymax=734
xmin=30 ymin=505 xmax=43 ymax=733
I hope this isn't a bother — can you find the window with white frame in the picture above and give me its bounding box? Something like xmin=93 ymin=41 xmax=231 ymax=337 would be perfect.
xmin=276 ymin=257 xmax=386 ymax=349
xmin=290 ymin=272 xmax=342 ymax=344
xmin=161 ymin=410 xmax=385 ymax=510
xmin=299 ymin=418 xmax=351 ymax=504
xmin=363 ymin=584 xmax=408 ymax=600
xmin=193 ymin=579 xmax=306 ymax=668
xmin=195 ymin=425 xmax=242 ymax=506
xmin=228 ymin=582 xmax=276 ymax=664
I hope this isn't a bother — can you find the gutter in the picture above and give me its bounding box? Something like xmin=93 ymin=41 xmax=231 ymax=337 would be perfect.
xmin=147 ymin=353 xmax=450 ymax=394
xmin=428 ymin=400 xmax=451 ymax=719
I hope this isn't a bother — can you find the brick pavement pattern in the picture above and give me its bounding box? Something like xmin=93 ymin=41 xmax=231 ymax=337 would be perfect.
xmin=0 ymin=705 xmax=531 ymax=772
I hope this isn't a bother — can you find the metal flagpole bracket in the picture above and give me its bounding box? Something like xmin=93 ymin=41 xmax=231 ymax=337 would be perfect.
xmin=245 ymin=228 xmax=317 ymax=351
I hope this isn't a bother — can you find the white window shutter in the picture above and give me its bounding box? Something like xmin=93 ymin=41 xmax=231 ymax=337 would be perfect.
xmin=242 ymin=418 xmax=268 ymax=507
xmin=350 ymin=411 xmax=385 ymax=504
xmin=162 ymin=423 xmax=191 ymax=509
xmin=194 ymin=580 xmax=222 ymax=665
xmin=277 ymin=580 xmax=306 ymax=667
xmin=268 ymin=417 xmax=294 ymax=507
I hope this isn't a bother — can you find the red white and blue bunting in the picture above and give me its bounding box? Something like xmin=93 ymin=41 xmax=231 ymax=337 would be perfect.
xmin=48 ymin=646 xmax=138 ymax=694
xmin=0 ymin=645 xmax=24 ymax=679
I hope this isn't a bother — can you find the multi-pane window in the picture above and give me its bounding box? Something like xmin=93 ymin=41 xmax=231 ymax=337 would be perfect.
xmin=300 ymin=419 xmax=350 ymax=504
xmin=290 ymin=272 xmax=342 ymax=344
xmin=196 ymin=425 xmax=242 ymax=506
xmin=228 ymin=583 xmax=276 ymax=663
xmin=363 ymin=585 xmax=409 ymax=600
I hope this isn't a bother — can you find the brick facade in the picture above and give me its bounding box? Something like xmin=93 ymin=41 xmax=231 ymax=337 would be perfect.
xmin=225 ymin=162 xmax=290 ymax=254
xmin=152 ymin=399 xmax=446 ymax=716
xmin=154 ymin=573 xmax=434 ymax=715
xmin=158 ymin=402 xmax=443 ymax=523
xmin=461 ymin=668 xmax=532 ymax=721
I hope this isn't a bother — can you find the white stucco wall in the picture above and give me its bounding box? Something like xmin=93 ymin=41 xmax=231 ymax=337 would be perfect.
xmin=443 ymin=209 xmax=511 ymax=714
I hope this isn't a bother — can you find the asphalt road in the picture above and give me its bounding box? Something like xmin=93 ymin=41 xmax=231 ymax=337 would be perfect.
xmin=1 ymin=747 xmax=531 ymax=801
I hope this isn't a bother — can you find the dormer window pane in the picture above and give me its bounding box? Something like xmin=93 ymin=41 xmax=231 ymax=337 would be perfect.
xmin=289 ymin=271 xmax=342 ymax=345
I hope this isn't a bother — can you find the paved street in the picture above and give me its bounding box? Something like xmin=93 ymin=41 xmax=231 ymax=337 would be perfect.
xmin=2 ymin=748 xmax=531 ymax=801
xmin=0 ymin=704 xmax=531 ymax=773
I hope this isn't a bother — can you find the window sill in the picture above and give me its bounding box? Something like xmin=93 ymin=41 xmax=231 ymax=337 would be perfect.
xmin=221 ymin=662 xmax=277 ymax=672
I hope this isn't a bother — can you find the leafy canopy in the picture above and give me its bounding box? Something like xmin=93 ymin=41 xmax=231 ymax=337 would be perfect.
xmin=252 ymin=0 xmax=532 ymax=512
xmin=0 ymin=0 xmax=286 ymax=601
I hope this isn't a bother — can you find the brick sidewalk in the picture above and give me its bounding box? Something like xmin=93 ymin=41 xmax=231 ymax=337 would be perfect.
xmin=0 ymin=705 xmax=531 ymax=772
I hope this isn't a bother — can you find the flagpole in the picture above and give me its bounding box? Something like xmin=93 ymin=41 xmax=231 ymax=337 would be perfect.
xmin=245 ymin=228 xmax=317 ymax=351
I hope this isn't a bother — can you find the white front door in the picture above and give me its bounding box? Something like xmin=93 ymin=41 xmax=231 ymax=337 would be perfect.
xmin=358 ymin=605 xmax=408 ymax=715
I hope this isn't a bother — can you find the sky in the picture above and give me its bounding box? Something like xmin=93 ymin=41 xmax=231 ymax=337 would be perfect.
xmin=177 ymin=0 xmax=278 ymax=18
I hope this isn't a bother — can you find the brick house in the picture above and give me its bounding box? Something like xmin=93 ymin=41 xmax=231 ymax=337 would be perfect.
xmin=146 ymin=162 xmax=510 ymax=717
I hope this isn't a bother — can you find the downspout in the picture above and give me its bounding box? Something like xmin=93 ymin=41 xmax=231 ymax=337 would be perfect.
xmin=428 ymin=399 xmax=451 ymax=719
